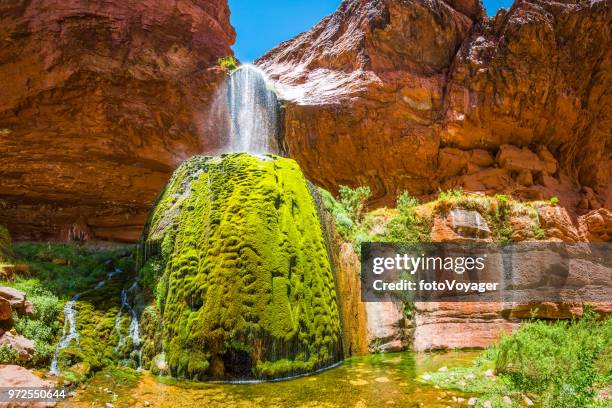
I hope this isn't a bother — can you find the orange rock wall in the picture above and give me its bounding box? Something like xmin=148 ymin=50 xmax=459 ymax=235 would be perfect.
xmin=0 ymin=0 xmax=235 ymax=241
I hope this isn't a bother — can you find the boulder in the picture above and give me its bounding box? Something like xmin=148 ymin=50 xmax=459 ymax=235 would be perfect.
xmin=0 ymin=365 xmax=55 ymax=408
xmin=0 ymin=298 xmax=11 ymax=321
xmin=450 ymin=208 xmax=491 ymax=238
xmin=579 ymin=208 xmax=612 ymax=242
xmin=0 ymin=287 xmax=26 ymax=313
xmin=537 ymin=206 xmax=580 ymax=242
xmin=496 ymin=145 xmax=546 ymax=174
xmin=0 ymin=332 xmax=36 ymax=362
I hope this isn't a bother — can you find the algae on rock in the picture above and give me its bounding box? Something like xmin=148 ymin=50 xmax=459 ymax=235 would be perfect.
xmin=139 ymin=153 xmax=342 ymax=380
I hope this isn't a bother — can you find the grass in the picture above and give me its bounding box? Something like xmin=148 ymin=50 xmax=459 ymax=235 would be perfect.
xmin=420 ymin=309 xmax=612 ymax=407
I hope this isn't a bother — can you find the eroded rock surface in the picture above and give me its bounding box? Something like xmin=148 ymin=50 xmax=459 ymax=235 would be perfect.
xmin=257 ymin=0 xmax=611 ymax=209
xmin=0 ymin=0 xmax=235 ymax=241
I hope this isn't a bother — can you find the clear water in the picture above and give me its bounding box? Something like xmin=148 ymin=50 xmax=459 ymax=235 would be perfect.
xmin=61 ymin=351 xmax=478 ymax=407
xmin=114 ymin=281 xmax=142 ymax=369
xmin=227 ymin=64 xmax=281 ymax=154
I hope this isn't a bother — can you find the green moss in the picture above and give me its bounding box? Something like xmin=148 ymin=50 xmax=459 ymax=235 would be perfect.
xmin=139 ymin=153 xmax=342 ymax=380
xmin=1 ymin=243 xmax=138 ymax=377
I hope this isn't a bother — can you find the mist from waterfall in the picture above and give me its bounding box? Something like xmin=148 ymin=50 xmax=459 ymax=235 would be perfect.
xmin=227 ymin=64 xmax=281 ymax=155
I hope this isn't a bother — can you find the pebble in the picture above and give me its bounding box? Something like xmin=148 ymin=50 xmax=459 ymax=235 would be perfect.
xmin=483 ymin=401 xmax=493 ymax=408
xmin=503 ymin=396 xmax=512 ymax=405
xmin=464 ymin=373 xmax=476 ymax=380
xmin=467 ymin=397 xmax=477 ymax=406
xmin=484 ymin=369 xmax=494 ymax=377
xmin=438 ymin=366 xmax=448 ymax=372
xmin=420 ymin=374 xmax=432 ymax=381
xmin=144 ymin=402 xmax=151 ymax=407
xmin=105 ymin=403 xmax=114 ymax=408
xmin=524 ymin=395 xmax=534 ymax=406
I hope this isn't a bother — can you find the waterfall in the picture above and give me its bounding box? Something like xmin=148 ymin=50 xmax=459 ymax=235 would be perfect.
xmin=50 ymin=297 xmax=80 ymax=374
xmin=49 ymin=266 xmax=124 ymax=374
xmin=227 ymin=64 xmax=281 ymax=154
xmin=113 ymin=281 xmax=143 ymax=369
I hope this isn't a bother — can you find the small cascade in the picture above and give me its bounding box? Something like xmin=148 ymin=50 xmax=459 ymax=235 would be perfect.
xmin=49 ymin=296 xmax=80 ymax=374
xmin=113 ymin=281 xmax=143 ymax=369
xmin=50 ymin=266 xmax=124 ymax=374
xmin=227 ymin=64 xmax=281 ymax=154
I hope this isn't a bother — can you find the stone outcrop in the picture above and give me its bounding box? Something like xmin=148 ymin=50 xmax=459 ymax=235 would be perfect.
xmin=0 ymin=331 xmax=36 ymax=362
xmin=257 ymin=0 xmax=611 ymax=209
xmin=0 ymin=0 xmax=236 ymax=242
xmin=0 ymin=365 xmax=55 ymax=408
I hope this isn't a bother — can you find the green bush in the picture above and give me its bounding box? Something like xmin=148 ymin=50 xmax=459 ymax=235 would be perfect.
xmin=0 ymin=345 xmax=19 ymax=364
xmin=420 ymin=310 xmax=611 ymax=407
xmin=496 ymin=309 xmax=610 ymax=407
xmin=338 ymin=185 xmax=371 ymax=224
xmin=218 ymin=56 xmax=238 ymax=71
xmin=385 ymin=192 xmax=430 ymax=243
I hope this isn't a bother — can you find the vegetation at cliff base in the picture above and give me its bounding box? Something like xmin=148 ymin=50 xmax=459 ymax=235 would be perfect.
xmin=139 ymin=153 xmax=342 ymax=380
xmin=319 ymin=187 xmax=431 ymax=256
xmin=0 ymin=243 xmax=137 ymax=379
xmin=420 ymin=309 xmax=612 ymax=407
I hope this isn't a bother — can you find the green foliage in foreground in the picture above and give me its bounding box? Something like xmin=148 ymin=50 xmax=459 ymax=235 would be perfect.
xmin=420 ymin=310 xmax=612 ymax=407
xmin=0 ymin=345 xmax=19 ymax=364
xmin=0 ymin=243 xmax=135 ymax=372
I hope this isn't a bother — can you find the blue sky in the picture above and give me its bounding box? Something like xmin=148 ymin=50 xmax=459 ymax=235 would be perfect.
xmin=229 ymin=0 xmax=514 ymax=62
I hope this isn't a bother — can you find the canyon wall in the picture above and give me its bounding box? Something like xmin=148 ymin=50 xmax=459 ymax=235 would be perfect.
xmin=257 ymin=0 xmax=611 ymax=210
xmin=0 ymin=0 xmax=235 ymax=241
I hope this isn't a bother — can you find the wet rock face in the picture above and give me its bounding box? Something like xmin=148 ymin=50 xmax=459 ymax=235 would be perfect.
xmin=257 ymin=0 xmax=611 ymax=207
xmin=0 ymin=0 xmax=235 ymax=242
xmin=138 ymin=154 xmax=342 ymax=380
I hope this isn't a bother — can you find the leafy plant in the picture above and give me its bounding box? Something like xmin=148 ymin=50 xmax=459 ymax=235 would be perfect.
xmin=420 ymin=310 xmax=611 ymax=407
xmin=338 ymin=185 xmax=371 ymax=224
xmin=550 ymin=196 xmax=559 ymax=206
xmin=0 ymin=345 xmax=19 ymax=364
xmin=217 ymin=56 xmax=238 ymax=72
xmin=437 ymin=188 xmax=463 ymax=201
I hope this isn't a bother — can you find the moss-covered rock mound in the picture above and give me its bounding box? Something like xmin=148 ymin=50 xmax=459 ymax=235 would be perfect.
xmin=138 ymin=153 xmax=342 ymax=380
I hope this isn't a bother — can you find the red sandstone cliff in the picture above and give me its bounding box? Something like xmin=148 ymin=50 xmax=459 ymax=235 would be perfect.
xmin=257 ymin=0 xmax=611 ymax=210
xmin=0 ymin=0 xmax=235 ymax=241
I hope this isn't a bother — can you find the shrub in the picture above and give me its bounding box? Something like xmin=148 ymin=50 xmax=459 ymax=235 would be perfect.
xmin=550 ymin=196 xmax=559 ymax=206
xmin=0 ymin=345 xmax=19 ymax=364
xmin=385 ymin=192 xmax=431 ymax=243
xmin=217 ymin=56 xmax=238 ymax=72
xmin=437 ymin=188 xmax=463 ymax=201
xmin=496 ymin=308 xmax=610 ymax=406
xmin=338 ymin=185 xmax=371 ymax=224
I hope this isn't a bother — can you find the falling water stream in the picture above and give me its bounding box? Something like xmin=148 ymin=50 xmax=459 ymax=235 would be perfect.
xmin=114 ymin=281 xmax=142 ymax=369
xmin=227 ymin=64 xmax=281 ymax=155
xmin=50 ymin=266 xmax=134 ymax=374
